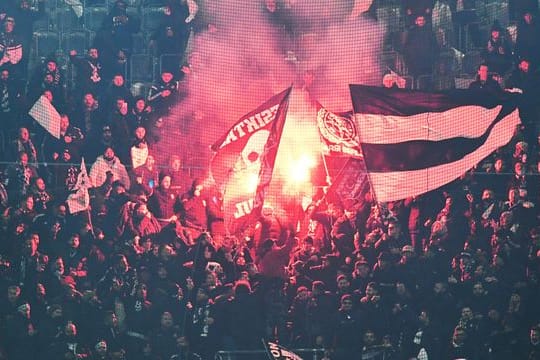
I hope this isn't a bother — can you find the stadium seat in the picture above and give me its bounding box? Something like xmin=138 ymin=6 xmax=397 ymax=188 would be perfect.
xmin=416 ymin=74 xmax=434 ymax=90
xmin=33 ymin=13 xmax=52 ymax=32
xmin=484 ymin=2 xmax=509 ymax=28
xmin=159 ymin=53 xmax=182 ymax=73
xmin=380 ymin=50 xmax=409 ymax=77
xmin=43 ymin=0 xmax=57 ymax=13
xmin=83 ymin=0 xmax=108 ymax=7
xmin=32 ymin=31 xmax=60 ymax=60
xmin=84 ymin=6 xmax=108 ymax=32
xmin=376 ymin=5 xmax=403 ymax=32
xmin=401 ymin=75 xmax=414 ymax=89
xmin=141 ymin=0 xmax=167 ymax=7
xmin=61 ymin=31 xmax=92 ymax=56
xmin=141 ymin=6 xmax=164 ymax=32
xmin=131 ymin=32 xmax=148 ymax=54
xmin=55 ymin=6 xmax=83 ymax=33
xmin=129 ymin=53 xmax=156 ymax=84
xmin=462 ymin=49 xmax=483 ymax=75
xmin=127 ymin=6 xmax=140 ymax=22
xmin=380 ymin=50 xmax=399 ymax=72
xmin=124 ymin=0 xmax=142 ymax=7
xmin=454 ymin=74 xmax=476 ymax=88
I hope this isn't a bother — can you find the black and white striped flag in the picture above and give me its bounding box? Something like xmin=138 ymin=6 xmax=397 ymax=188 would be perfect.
xmin=350 ymin=85 xmax=521 ymax=202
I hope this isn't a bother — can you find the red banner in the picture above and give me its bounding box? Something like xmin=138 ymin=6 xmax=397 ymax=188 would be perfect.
xmin=211 ymin=87 xmax=292 ymax=235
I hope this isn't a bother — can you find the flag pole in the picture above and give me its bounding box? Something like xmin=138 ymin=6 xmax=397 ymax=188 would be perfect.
xmin=208 ymin=149 xmax=232 ymax=238
xmin=314 ymin=103 xmax=334 ymax=199
xmin=85 ymin=209 xmax=96 ymax=238
xmin=318 ymin=134 xmax=331 ymax=186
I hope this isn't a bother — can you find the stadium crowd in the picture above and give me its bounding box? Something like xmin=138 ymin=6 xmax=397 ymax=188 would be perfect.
xmin=1 ymin=0 xmax=540 ymax=359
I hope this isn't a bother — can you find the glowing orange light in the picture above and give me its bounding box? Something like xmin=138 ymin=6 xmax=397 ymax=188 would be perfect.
xmin=245 ymin=172 xmax=259 ymax=193
xmin=288 ymin=154 xmax=316 ymax=184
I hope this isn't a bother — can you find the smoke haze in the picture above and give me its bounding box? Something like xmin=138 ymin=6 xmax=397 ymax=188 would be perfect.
xmin=158 ymin=0 xmax=384 ymax=189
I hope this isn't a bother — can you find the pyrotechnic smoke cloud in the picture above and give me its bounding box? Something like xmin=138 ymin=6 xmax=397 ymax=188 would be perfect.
xmin=159 ymin=0 xmax=384 ymax=188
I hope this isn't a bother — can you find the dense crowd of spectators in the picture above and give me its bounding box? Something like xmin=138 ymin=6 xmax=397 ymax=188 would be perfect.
xmin=389 ymin=0 xmax=540 ymax=92
xmin=1 ymin=0 xmax=540 ymax=359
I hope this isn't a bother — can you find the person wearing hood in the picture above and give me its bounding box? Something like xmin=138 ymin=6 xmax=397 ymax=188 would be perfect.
xmin=177 ymin=179 xmax=208 ymax=240
xmin=148 ymin=70 xmax=179 ymax=117
xmin=89 ymin=146 xmax=131 ymax=189
xmin=148 ymin=171 xmax=179 ymax=227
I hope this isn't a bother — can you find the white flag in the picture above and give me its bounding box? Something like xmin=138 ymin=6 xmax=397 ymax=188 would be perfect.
xmin=64 ymin=0 xmax=83 ymax=18
xmin=28 ymin=95 xmax=61 ymax=139
xmin=67 ymin=158 xmax=90 ymax=214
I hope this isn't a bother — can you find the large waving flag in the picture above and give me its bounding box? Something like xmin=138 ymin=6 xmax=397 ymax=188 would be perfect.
xmin=211 ymin=87 xmax=292 ymax=235
xmin=350 ymin=85 xmax=520 ymax=202
xmin=67 ymin=158 xmax=90 ymax=214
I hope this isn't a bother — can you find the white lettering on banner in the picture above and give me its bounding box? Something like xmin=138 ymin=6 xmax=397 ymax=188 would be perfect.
xmin=233 ymin=199 xmax=254 ymax=219
xmin=269 ymin=342 xmax=280 ymax=358
xmin=244 ymin=115 xmax=261 ymax=133
xmin=259 ymin=107 xmax=276 ymax=125
xmin=233 ymin=123 xmax=247 ymax=138
xmin=327 ymin=144 xmax=362 ymax=157
xmin=220 ymin=105 xmax=279 ymax=148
